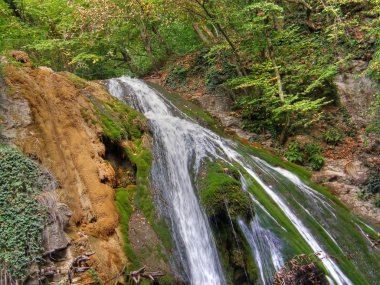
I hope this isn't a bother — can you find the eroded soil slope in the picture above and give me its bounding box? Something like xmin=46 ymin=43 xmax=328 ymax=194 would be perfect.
xmin=0 ymin=63 xmax=172 ymax=283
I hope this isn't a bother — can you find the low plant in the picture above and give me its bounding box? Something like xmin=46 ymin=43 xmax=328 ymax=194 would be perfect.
xmin=285 ymin=142 xmax=304 ymax=164
xmin=357 ymin=190 xmax=371 ymax=201
xmin=0 ymin=145 xmax=51 ymax=279
xmin=365 ymin=173 xmax=380 ymax=194
xmin=285 ymin=142 xmax=324 ymax=170
xmin=373 ymin=194 xmax=380 ymax=208
xmin=273 ymin=253 xmax=327 ymax=285
xmin=165 ymin=65 xmax=188 ymax=88
xmin=304 ymin=143 xmax=325 ymax=171
xmin=323 ymin=128 xmax=344 ymax=145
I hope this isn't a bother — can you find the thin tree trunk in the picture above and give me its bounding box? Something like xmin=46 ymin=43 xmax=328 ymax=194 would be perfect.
xmin=192 ymin=23 xmax=210 ymax=44
xmin=266 ymin=34 xmax=289 ymax=143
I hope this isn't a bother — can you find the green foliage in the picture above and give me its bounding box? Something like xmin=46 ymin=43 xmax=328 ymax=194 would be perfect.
xmin=358 ymin=173 xmax=380 ymax=206
xmin=165 ymin=65 xmax=188 ymax=88
xmin=373 ymin=194 xmax=380 ymax=208
xmin=304 ymin=143 xmax=325 ymax=171
xmin=323 ymin=128 xmax=344 ymax=145
xmin=285 ymin=142 xmax=304 ymax=164
xmin=285 ymin=142 xmax=325 ymax=170
xmin=0 ymin=144 xmax=50 ymax=279
xmin=199 ymin=161 xmax=252 ymax=221
xmin=366 ymin=92 xmax=380 ymax=134
xmin=88 ymin=268 xmax=102 ymax=285
xmin=366 ymin=173 xmax=380 ymax=195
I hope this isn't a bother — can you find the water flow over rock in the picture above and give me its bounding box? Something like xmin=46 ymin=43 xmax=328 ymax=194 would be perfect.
xmin=107 ymin=77 xmax=226 ymax=285
xmin=106 ymin=76 xmax=380 ymax=285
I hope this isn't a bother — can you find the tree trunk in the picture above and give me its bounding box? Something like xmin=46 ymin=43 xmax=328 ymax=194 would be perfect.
xmin=192 ymin=23 xmax=210 ymax=44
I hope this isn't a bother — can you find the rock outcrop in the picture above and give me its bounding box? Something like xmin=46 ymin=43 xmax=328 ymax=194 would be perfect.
xmin=1 ymin=64 xmax=127 ymax=282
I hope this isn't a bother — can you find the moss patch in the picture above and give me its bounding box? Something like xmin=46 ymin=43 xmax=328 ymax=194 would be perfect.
xmin=199 ymin=160 xmax=252 ymax=221
xmin=198 ymin=160 xmax=256 ymax=284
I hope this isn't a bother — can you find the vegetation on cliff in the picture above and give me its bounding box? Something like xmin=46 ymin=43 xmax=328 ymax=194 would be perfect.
xmin=0 ymin=145 xmax=52 ymax=279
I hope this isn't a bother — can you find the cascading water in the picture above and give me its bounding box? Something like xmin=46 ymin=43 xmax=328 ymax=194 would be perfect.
xmin=106 ymin=76 xmax=380 ymax=285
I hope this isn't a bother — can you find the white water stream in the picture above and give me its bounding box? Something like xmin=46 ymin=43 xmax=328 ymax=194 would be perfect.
xmin=106 ymin=76 xmax=357 ymax=285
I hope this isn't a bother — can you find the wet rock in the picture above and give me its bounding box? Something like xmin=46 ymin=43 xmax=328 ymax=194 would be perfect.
xmin=313 ymin=158 xmax=369 ymax=185
xmin=197 ymin=93 xmax=233 ymax=114
xmin=98 ymin=160 xmax=116 ymax=185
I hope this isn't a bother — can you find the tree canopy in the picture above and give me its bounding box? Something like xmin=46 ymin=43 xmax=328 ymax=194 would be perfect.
xmin=1 ymin=0 xmax=379 ymax=140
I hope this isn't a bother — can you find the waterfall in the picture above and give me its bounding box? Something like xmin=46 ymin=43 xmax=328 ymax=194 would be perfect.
xmin=106 ymin=76 xmax=380 ymax=285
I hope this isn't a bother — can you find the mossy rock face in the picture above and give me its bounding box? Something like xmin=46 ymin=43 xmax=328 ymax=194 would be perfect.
xmin=199 ymin=161 xmax=253 ymax=221
xmin=198 ymin=160 xmax=256 ymax=284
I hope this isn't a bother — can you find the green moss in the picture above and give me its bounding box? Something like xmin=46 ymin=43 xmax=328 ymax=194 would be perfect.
xmin=198 ymin=160 xmax=256 ymax=283
xmin=89 ymin=96 xmax=145 ymax=142
xmin=0 ymin=144 xmax=51 ymax=279
xmin=65 ymin=72 xmax=88 ymax=89
xmin=199 ymin=161 xmax=252 ymax=221
xmin=115 ymin=186 xmax=141 ymax=269
xmin=212 ymin=219 xmax=257 ymax=284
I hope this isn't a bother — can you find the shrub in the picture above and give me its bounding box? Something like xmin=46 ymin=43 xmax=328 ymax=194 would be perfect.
xmin=357 ymin=190 xmax=371 ymax=201
xmin=365 ymin=173 xmax=380 ymax=194
xmin=304 ymin=143 xmax=325 ymax=170
xmin=274 ymin=253 xmax=327 ymax=285
xmin=165 ymin=65 xmax=188 ymax=88
xmin=323 ymin=128 xmax=344 ymax=145
xmin=373 ymin=194 xmax=380 ymax=208
xmin=285 ymin=142 xmax=304 ymax=164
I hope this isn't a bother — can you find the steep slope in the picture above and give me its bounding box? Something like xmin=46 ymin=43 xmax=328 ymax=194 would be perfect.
xmin=0 ymin=59 xmax=172 ymax=283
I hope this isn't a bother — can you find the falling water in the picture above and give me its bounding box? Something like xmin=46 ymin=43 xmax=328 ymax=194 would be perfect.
xmin=106 ymin=76 xmax=380 ymax=285
xmin=107 ymin=77 xmax=226 ymax=285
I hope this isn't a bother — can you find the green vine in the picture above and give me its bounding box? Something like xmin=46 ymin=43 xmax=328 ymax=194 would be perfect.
xmin=0 ymin=144 xmax=50 ymax=279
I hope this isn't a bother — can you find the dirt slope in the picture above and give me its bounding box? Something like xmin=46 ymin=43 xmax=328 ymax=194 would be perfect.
xmin=2 ymin=64 xmax=125 ymax=282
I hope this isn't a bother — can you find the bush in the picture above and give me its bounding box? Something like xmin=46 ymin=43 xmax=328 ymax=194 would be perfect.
xmin=373 ymin=194 xmax=380 ymax=208
xmin=323 ymin=128 xmax=344 ymax=145
xmin=274 ymin=253 xmax=327 ymax=285
xmin=365 ymin=173 xmax=380 ymax=194
xmin=304 ymin=143 xmax=325 ymax=170
xmin=165 ymin=65 xmax=188 ymax=88
xmin=285 ymin=142 xmax=304 ymax=164
xmin=357 ymin=190 xmax=371 ymax=201
xmin=285 ymin=142 xmax=325 ymax=170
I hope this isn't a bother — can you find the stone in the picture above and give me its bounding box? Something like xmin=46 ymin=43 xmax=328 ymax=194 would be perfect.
xmin=42 ymin=197 xmax=72 ymax=255
xmin=344 ymin=160 xmax=369 ymax=184
xmin=335 ymin=60 xmax=379 ymax=128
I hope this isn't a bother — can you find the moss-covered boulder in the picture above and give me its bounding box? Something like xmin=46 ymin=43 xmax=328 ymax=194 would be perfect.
xmin=199 ymin=161 xmax=253 ymax=221
xmin=198 ymin=160 xmax=256 ymax=284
